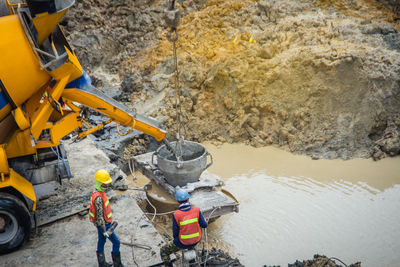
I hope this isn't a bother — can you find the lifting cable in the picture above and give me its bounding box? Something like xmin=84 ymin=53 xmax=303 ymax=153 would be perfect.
xmin=166 ymin=0 xmax=187 ymax=157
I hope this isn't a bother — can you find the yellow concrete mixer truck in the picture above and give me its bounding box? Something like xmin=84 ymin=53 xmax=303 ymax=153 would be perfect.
xmin=0 ymin=0 xmax=167 ymax=253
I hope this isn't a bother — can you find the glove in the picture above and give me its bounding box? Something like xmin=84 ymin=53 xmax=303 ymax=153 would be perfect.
xmin=100 ymin=225 xmax=109 ymax=238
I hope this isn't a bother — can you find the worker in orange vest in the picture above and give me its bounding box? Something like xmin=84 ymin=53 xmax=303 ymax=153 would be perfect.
xmin=160 ymin=189 xmax=208 ymax=266
xmin=89 ymin=169 xmax=124 ymax=267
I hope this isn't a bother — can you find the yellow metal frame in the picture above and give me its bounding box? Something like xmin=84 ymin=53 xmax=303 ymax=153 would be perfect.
xmin=5 ymin=129 xmax=36 ymax=158
xmin=0 ymin=145 xmax=9 ymax=174
xmin=0 ymin=169 xmax=37 ymax=211
xmin=12 ymin=107 xmax=30 ymax=130
xmin=30 ymin=75 xmax=70 ymax=139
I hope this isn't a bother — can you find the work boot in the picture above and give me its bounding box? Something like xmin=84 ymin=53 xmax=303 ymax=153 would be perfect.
xmin=96 ymin=252 xmax=112 ymax=267
xmin=111 ymin=252 xmax=125 ymax=267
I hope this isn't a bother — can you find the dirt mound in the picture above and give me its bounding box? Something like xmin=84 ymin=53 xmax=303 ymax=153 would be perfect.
xmin=65 ymin=0 xmax=400 ymax=160
xmin=128 ymin=0 xmax=400 ymax=160
xmin=61 ymin=0 xmax=167 ymax=76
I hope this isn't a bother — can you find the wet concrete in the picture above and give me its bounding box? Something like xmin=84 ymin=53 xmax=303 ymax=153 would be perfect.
xmin=204 ymin=143 xmax=400 ymax=267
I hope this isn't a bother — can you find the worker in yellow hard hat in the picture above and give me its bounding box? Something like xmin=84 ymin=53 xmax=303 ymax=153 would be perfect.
xmin=89 ymin=169 xmax=125 ymax=267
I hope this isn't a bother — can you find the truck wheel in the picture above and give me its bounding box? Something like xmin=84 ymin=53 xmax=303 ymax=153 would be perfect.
xmin=0 ymin=192 xmax=31 ymax=254
xmin=0 ymin=0 xmax=10 ymax=17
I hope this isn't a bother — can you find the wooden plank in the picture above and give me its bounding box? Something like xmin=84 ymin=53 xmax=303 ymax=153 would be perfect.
xmin=37 ymin=206 xmax=88 ymax=226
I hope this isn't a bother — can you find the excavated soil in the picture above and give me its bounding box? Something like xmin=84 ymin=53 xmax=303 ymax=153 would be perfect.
xmin=64 ymin=0 xmax=400 ymax=161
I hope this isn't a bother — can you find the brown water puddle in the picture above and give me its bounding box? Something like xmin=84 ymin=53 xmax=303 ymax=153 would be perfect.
xmin=204 ymin=142 xmax=400 ymax=192
xmin=203 ymin=143 xmax=400 ymax=266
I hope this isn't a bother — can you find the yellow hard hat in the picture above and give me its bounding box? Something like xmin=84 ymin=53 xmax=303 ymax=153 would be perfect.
xmin=95 ymin=169 xmax=112 ymax=184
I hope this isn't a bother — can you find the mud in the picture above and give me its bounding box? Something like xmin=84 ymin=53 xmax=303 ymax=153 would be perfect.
xmin=63 ymin=0 xmax=400 ymax=161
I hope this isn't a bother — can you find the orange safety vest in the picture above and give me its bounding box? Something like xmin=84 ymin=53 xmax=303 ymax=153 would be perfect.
xmin=89 ymin=191 xmax=113 ymax=223
xmin=173 ymin=206 xmax=202 ymax=245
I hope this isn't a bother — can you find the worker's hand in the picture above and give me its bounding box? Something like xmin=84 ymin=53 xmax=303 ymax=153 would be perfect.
xmin=100 ymin=225 xmax=109 ymax=238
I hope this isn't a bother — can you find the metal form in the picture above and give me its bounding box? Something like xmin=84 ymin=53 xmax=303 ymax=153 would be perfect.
xmin=132 ymin=152 xmax=239 ymax=221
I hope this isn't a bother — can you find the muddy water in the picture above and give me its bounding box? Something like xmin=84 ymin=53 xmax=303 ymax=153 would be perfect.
xmin=203 ymin=143 xmax=400 ymax=267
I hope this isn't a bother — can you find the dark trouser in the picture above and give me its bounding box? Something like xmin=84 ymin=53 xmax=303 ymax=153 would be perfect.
xmin=160 ymin=241 xmax=197 ymax=262
xmin=96 ymin=223 xmax=120 ymax=254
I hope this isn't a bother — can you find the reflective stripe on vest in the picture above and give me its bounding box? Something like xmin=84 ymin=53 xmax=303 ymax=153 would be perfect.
xmin=180 ymin=218 xmax=198 ymax=226
xmin=181 ymin=232 xmax=200 ymax=239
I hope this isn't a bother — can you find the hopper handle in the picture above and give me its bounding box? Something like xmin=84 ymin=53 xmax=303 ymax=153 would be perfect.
xmin=205 ymin=152 xmax=213 ymax=170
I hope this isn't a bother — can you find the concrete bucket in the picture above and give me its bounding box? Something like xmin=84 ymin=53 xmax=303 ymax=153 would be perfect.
xmin=153 ymin=141 xmax=213 ymax=187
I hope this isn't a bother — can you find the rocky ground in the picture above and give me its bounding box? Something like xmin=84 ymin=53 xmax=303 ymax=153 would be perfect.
xmin=63 ymin=0 xmax=400 ymax=161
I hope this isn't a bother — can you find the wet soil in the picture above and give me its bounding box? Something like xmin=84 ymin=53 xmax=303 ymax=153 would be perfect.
xmin=63 ymin=0 xmax=400 ymax=162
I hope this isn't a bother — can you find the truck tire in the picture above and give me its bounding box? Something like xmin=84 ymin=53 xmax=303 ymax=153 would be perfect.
xmin=0 ymin=192 xmax=31 ymax=254
xmin=0 ymin=0 xmax=10 ymax=17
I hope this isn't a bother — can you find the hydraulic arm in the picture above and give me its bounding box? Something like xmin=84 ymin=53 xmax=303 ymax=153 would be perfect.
xmin=62 ymin=86 xmax=166 ymax=141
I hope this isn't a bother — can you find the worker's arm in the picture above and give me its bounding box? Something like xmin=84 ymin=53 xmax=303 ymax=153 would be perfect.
xmin=94 ymin=196 xmax=106 ymax=227
xmin=94 ymin=196 xmax=110 ymax=237
xmin=198 ymin=211 xmax=208 ymax=228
